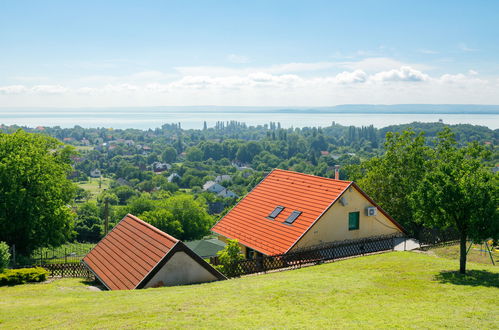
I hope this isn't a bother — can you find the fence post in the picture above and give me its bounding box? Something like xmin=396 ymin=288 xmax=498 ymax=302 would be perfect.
xmin=65 ymin=248 xmax=67 ymax=263
xmin=12 ymin=244 xmax=16 ymax=267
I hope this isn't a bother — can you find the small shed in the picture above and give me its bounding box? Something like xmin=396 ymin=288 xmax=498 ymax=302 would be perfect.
xmin=82 ymin=214 xmax=226 ymax=290
xmin=185 ymin=238 xmax=226 ymax=258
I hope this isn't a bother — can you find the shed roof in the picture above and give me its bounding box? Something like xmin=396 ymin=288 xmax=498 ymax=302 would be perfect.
xmin=82 ymin=214 xmax=224 ymax=290
xmin=211 ymin=169 xmax=404 ymax=255
xmin=185 ymin=239 xmax=226 ymax=258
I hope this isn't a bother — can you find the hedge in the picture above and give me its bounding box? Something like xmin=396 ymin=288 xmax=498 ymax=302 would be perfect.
xmin=0 ymin=267 xmax=49 ymax=286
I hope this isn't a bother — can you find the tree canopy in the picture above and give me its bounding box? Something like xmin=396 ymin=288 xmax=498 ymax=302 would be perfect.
xmin=0 ymin=130 xmax=76 ymax=254
xmin=412 ymin=128 xmax=498 ymax=273
xmin=354 ymin=127 xmax=498 ymax=274
xmin=354 ymin=130 xmax=429 ymax=237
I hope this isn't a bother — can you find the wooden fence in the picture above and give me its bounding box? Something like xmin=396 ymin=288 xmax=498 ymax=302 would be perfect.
xmin=43 ymin=263 xmax=94 ymax=279
xmin=211 ymin=234 xmax=400 ymax=277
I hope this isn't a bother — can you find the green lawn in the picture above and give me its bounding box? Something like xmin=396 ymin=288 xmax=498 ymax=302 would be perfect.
xmin=78 ymin=177 xmax=111 ymax=201
xmin=1 ymin=252 xmax=498 ymax=329
xmin=74 ymin=146 xmax=94 ymax=152
xmin=430 ymin=243 xmax=498 ymax=266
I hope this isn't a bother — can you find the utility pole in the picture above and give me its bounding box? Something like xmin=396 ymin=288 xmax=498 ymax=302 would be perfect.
xmin=104 ymin=197 xmax=109 ymax=235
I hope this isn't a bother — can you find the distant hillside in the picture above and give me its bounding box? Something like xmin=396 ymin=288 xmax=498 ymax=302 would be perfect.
xmin=2 ymin=104 xmax=499 ymax=114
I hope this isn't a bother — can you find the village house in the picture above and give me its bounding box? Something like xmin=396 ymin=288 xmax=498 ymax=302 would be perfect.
xmin=167 ymin=172 xmax=181 ymax=183
xmin=90 ymin=169 xmax=101 ymax=178
xmin=82 ymin=214 xmax=226 ymax=290
xmin=217 ymin=188 xmax=238 ymax=199
xmin=203 ymin=181 xmax=238 ymax=199
xmin=203 ymin=181 xmax=225 ymax=194
xmin=211 ymin=169 xmax=405 ymax=259
xmin=151 ymin=161 xmax=172 ymax=173
xmin=215 ymin=174 xmax=232 ymax=183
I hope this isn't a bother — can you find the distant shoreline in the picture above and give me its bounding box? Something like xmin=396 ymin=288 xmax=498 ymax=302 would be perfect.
xmin=1 ymin=104 xmax=499 ymax=115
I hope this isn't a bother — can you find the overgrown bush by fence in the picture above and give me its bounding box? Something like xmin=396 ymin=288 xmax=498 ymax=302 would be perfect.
xmin=211 ymin=234 xmax=400 ymax=277
xmin=0 ymin=267 xmax=49 ymax=286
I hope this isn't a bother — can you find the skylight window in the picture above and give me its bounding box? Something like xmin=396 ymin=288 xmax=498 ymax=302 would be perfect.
xmin=284 ymin=211 xmax=302 ymax=224
xmin=268 ymin=206 xmax=284 ymax=219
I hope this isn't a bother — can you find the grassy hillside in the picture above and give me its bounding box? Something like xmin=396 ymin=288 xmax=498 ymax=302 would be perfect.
xmin=78 ymin=177 xmax=111 ymax=201
xmin=1 ymin=252 xmax=497 ymax=329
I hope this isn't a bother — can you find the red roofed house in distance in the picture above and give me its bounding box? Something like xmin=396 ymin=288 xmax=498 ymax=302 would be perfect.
xmin=82 ymin=214 xmax=226 ymax=290
xmin=211 ymin=169 xmax=406 ymax=259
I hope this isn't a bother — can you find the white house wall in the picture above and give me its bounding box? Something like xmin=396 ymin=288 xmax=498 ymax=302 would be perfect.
xmin=143 ymin=251 xmax=219 ymax=288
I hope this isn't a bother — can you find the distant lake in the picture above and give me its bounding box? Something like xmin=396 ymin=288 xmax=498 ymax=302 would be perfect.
xmin=0 ymin=108 xmax=498 ymax=129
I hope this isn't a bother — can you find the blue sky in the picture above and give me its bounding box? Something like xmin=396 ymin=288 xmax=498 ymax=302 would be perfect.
xmin=1 ymin=0 xmax=498 ymax=106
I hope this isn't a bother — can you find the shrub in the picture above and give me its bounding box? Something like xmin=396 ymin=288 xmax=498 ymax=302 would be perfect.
xmin=216 ymin=239 xmax=244 ymax=277
xmin=0 ymin=267 xmax=49 ymax=286
xmin=0 ymin=242 xmax=10 ymax=272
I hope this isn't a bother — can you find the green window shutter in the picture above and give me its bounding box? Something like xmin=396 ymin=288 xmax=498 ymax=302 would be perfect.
xmin=348 ymin=212 xmax=360 ymax=230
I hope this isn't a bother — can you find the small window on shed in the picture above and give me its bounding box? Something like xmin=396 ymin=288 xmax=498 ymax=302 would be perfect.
xmin=268 ymin=206 xmax=284 ymax=219
xmin=348 ymin=211 xmax=360 ymax=230
xmin=284 ymin=211 xmax=302 ymax=224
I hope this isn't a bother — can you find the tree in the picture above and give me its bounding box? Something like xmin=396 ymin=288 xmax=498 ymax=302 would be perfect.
xmin=412 ymin=129 xmax=498 ymax=274
xmin=216 ymin=239 xmax=244 ymax=277
xmin=139 ymin=208 xmax=183 ymax=238
xmin=161 ymin=194 xmax=213 ymax=240
xmin=0 ymin=130 xmax=76 ymax=254
xmin=161 ymin=146 xmax=177 ymax=163
xmin=0 ymin=241 xmax=10 ymax=272
xmin=354 ymin=130 xmax=429 ymax=236
xmin=185 ymin=146 xmax=203 ymax=162
xmin=74 ymin=202 xmax=102 ymax=243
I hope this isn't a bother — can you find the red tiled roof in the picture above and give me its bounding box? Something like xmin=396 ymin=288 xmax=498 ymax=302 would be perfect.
xmin=82 ymin=214 xmax=178 ymax=290
xmin=211 ymin=169 xmax=352 ymax=255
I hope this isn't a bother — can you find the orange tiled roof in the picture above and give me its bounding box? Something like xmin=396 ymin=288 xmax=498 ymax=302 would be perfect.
xmin=82 ymin=214 xmax=178 ymax=290
xmin=211 ymin=169 xmax=352 ymax=255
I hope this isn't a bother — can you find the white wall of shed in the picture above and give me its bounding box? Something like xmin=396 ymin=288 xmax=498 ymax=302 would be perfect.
xmin=144 ymin=251 xmax=219 ymax=288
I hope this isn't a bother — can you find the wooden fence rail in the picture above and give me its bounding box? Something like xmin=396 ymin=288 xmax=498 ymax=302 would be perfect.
xmin=211 ymin=234 xmax=400 ymax=277
xmin=43 ymin=263 xmax=94 ymax=279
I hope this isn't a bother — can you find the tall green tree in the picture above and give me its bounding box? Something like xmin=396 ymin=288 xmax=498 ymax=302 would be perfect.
xmin=161 ymin=146 xmax=177 ymax=163
xmin=0 ymin=130 xmax=76 ymax=254
xmin=160 ymin=194 xmax=213 ymax=240
xmin=354 ymin=130 xmax=429 ymax=236
xmin=185 ymin=146 xmax=203 ymax=162
xmin=412 ymin=128 xmax=498 ymax=274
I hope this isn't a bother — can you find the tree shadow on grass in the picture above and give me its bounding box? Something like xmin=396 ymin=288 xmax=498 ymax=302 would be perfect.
xmin=80 ymin=278 xmax=106 ymax=290
xmin=435 ymin=270 xmax=499 ymax=288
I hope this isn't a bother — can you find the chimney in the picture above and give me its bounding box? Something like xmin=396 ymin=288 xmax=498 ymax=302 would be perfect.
xmin=334 ymin=165 xmax=340 ymax=180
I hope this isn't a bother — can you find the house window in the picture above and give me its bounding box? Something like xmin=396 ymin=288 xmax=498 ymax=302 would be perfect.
xmin=246 ymin=247 xmax=255 ymax=259
xmin=284 ymin=211 xmax=302 ymax=224
xmin=348 ymin=212 xmax=360 ymax=230
xmin=268 ymin=206 xmax=284 ymax=219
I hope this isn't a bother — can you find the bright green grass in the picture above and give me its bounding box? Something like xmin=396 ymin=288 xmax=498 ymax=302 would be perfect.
xmin=78 ymin=177 xmax=111 ymax=201
xmin=431 ymin=243 xmax=498 ymax=266
xmin=74 ymin=146 xmax=94 ymax=151
xmin=0 ymin=252 xmax=497 ymax=329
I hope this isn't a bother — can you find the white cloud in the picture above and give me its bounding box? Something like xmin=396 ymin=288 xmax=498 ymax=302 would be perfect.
xmin=370 ymin=66 xmax=430 ymax=82
xmin=0 ymin=85 xmax=28 ymax=94
xmin=334 ymin=70 xmax=368 ymax=84
xmin=459 ymin=43 xmax=478 ymax=52
xmin=227 ymin=54 xmax=251 ymax=64
xmin=339 ymin=57 xmax=432 ymax=72
xmin=1 ymin=62 xmax=499 ymax=106
xmin=418 ymin=49 xmax=439 ymax=54
xmin=31 ymin=85 xmax=68 ymax=94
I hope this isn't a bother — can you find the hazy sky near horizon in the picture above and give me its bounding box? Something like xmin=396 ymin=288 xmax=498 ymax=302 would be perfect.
xmin=1 ymin=0 xmax=499 ymax=107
